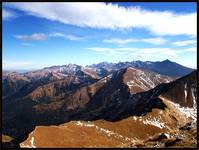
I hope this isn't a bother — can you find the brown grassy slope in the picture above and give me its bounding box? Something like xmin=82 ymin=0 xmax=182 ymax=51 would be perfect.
xmin=20 ymin=98 xmax=196 ymax=148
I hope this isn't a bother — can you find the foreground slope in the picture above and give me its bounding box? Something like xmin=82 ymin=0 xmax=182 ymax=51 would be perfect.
xmin=20 ymin=70 xmax=197 ymax=148
xmin=20 ymin=98 xmax=196 ymax=148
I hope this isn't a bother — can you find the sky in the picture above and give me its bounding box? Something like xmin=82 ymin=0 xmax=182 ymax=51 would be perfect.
xmin=2 ymin=2 xmax=197 ymax=70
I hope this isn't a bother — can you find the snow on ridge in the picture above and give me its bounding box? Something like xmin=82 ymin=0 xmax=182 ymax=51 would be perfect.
xmin=127 ymin=70 xmax=167 ymax=91
xmin=126 ymin=70 xmax=172 ymax=93
xmin=75 ymin=121 xmax=95 ymax=127
xmin=133 ymin=116 xmax=137 ymax=121
xmin=184 ymin=83 xmax=187 ymax=103
xmin=104 ymin=78 xmax=107 ymax=83
xmin=167 ymin=100 xmax=197 ymax=122
xmin=126 ymin=80 xmax=134 ymax=88
xmin=143 ymin=118 xmax=165 ymax=129
xmin=191 ymin=87 xmax=197 ymax=110
xmin=107 ymin=74 xmax=113 ymax=78
xmin=128 ymin=67 xmax=137 ymax=71
xmin=165 ymin=79 xmax=171 ymax=83
xmin=126 ymin=80 xmax=148 ymax=91
xmin=74 ymin=121 xmax=134 ymax=142
xmin=76 ymin=121 xmax=84 ymax=126
xmin=95 ymin=125 xmax=133 ymax=142
xmin=139 ymin=75 xmax=155 ymax=88
xmin=57 ymin=72 xmax=68 ymax=77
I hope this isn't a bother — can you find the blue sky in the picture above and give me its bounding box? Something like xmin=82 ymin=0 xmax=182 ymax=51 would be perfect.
xmin=2 ymin=2 xmax=197 ymax=70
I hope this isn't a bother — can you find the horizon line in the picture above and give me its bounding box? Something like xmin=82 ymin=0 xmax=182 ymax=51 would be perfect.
xmin=3 ymin=59 xmax=196 ymax=73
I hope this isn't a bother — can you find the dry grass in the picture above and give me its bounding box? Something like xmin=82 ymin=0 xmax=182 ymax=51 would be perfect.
xmin=2 ymin=134 xmax=13 ymax=143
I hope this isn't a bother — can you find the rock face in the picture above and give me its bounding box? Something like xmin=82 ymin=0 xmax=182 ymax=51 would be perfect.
xmin=2 ymin=62 xmax=196 ymax=148
xmin=160 ymin=71 xmax=197 ymax=108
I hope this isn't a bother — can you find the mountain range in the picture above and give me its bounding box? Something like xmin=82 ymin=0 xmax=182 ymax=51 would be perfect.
xmin=2 ymin=59 xmax=197 ymax=148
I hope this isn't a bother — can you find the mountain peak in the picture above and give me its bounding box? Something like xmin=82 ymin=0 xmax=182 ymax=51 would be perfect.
xmin=125 ymin=67 xmax=138 ymax=72
xmin=119 ymin=67 xmax=173 ymax=94
xmin=162 ymin=59 xmax=172 ymax=63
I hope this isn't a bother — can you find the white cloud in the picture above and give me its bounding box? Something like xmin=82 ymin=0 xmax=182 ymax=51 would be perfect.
xmin=49 ymin=32 xmax=83 ymax=41
xmin=103 ymin=39 xmax=137 ymax=45
xmin=88 ymin=46 xmax=197 ymax=58
xmin=15 ymin=33 xmax=48 ymax=41
xmin=88 ymin=47 xmax=179 ymax=57
xmin=88 ymin=46 xmax=196 ymax=68
xmin=3 ymin=9 xmax=16 ymax=20
xmin=15 ymin=32 xmax=83 ymax=41
xmin=9 ymin=2 xmax=196 ymax=36
xmin=103 ymin=37 xmax=167 ymax=45
xmin=172 ymin=40 xmax=196 ymax=46
xmin=141 ymin=38 xmax=167 ymax=45
xmin=185 ymin=47 xmax=196 ymax=52
xmin=3 ymin=61 xmax=33 ymax=70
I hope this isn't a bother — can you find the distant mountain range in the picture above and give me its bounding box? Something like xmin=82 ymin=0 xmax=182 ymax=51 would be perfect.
xmin=87 ymin=59 xmax=194 ymax=77
xmin=2 ymin=59 xmax=196 ymax=148
xmin=4 ymin=59 xmax=194 ymax=78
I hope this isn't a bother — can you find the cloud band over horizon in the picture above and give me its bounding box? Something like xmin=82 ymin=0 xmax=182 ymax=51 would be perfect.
xmin=6 ymin=2 xmax=196 ymax=36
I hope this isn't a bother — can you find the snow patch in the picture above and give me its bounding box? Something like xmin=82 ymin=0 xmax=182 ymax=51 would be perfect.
xmin=164 ymin=133 xmax=171 ymax=138
xmin=133 ymin=116 xmax=137 ymax=121
xmin=57 ymin=72 xmax=68 ymax=77
xmin=167 ymin=100 xmax=197 ymax=122
xmin=107 ymin=74 xmax=113 ymax=78
xmin=191 ymin=88 xmax=197 ymax=110
xmin=159 ymin=110 xmax=163 ymax=115
xmin=76 ymin=121 xmax=83 ymax=126
xmin=143 ymin=118 xmax=165 ymax=129
xmin=95 ymin=125 xmax=132 ymax=141
xmin=74 ymin=121 xmax=135 ymax=142
xmin=139 ymin=75 xmax=155 ymax=88
xmin=102 ymin=77 xmax=108 ymax=83
xmin=165 ymin=79 xmax=170 ymax=83
xmin=126 ymin=70 xmax=171 ymax=92
xmin=126 ymin=80 xmax=148 ymax=91
xmin=128 ymin=67 xmax=137 ymax=71
xmin=75 ymin=121 xmax=95 ymax=127
xmin=85 ymin=124 xmax=95 ymax=127
xmin=184 ymin=83 xmax=187 ymax=103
